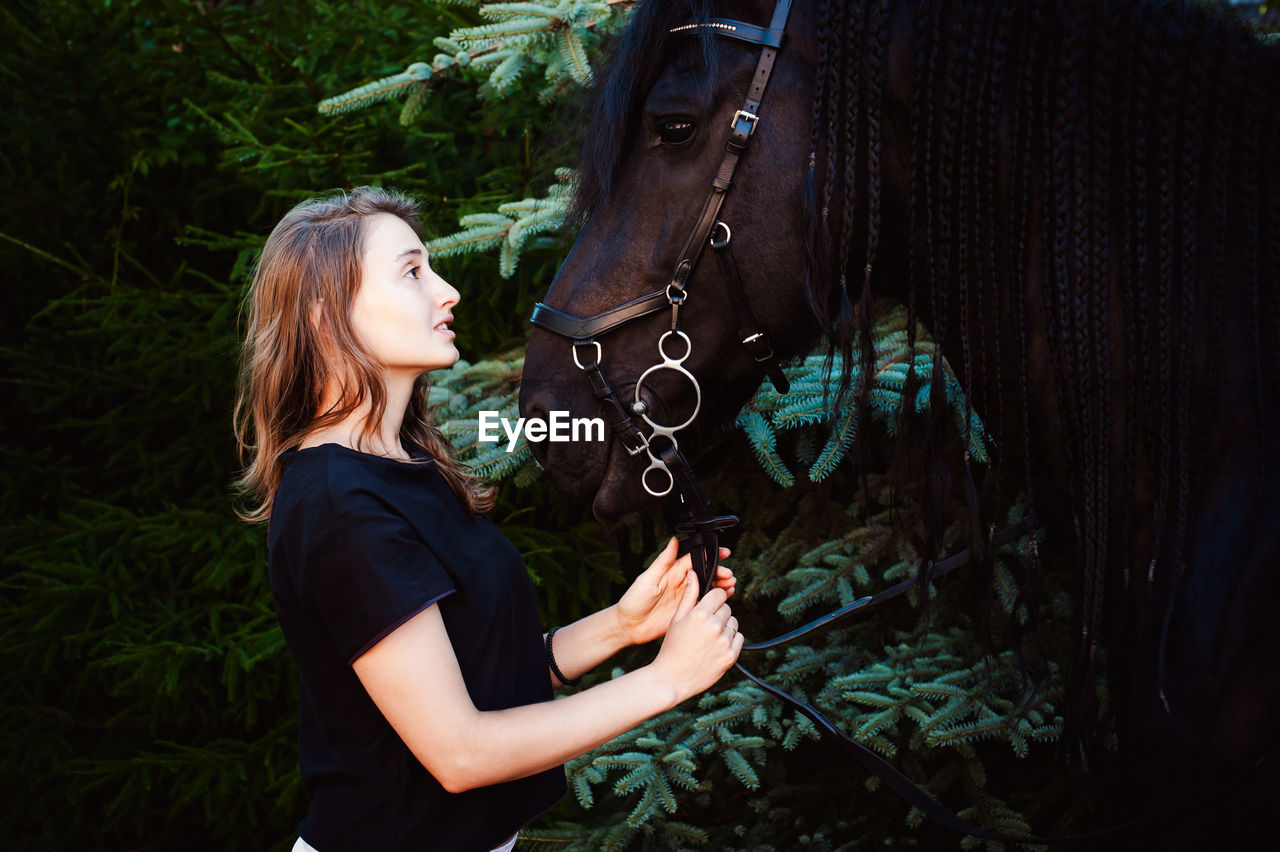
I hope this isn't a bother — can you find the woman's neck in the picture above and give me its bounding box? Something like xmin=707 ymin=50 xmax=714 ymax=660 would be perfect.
xmin=302 ymin=371 xmax=416 ymax=460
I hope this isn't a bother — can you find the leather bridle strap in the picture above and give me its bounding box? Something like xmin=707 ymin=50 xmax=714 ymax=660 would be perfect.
xmin=664 ymin=0 xmax=793 ymax=303
xmin=710 ymin=230 xmax=791 ymax=394
xmin=571 ymin=341 xmax=650 ymax=456
xmin=670 ymin=18 xmax=784 ymax=49
xmin=529 ymin=290 xmax=669 ymax=340
xmin=658 ymin=441 xmax=740 ymax=595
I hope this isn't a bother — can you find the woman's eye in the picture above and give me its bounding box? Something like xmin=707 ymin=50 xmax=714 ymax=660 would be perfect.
xmin=406 ymin=266 xmax=421 ymax=280
xmin=656 ymin=118 xmax=696 ymax=146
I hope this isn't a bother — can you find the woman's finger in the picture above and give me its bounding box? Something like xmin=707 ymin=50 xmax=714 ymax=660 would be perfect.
xmin=675 ymin=545 xmax=729 ymax=566
xmin=639 ymin=537 xmax=681 ymax=586
xmin=673 ymin=570 xmax=700 ymax=620
xmin=692 ymin=587 xmax=729 ymax=620
xmin=713 ymin=565 xmax=737 ymax=596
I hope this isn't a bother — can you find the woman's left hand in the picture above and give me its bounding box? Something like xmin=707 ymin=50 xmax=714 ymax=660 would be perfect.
xmin=614 ymin=537 xmax=736 ymax=646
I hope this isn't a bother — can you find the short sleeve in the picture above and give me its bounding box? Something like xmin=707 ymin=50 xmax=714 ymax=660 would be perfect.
xmin=302 ymin=508 xmax=456 ymax=664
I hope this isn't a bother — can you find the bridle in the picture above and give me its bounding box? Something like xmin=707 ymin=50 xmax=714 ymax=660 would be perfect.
xmin=531 ymin=0 xmax=797 ymax=601
xmin=526 ymin=0 xmax=1245 ymax=843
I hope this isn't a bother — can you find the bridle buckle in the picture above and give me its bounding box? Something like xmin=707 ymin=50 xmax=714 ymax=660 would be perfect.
xmin=571 ymin=339 xmax=603 ymax=371
xmin=731 ymin=109 xmax=759 ymax=135
xmin=621 ymin=431 xmax=650 ymax=456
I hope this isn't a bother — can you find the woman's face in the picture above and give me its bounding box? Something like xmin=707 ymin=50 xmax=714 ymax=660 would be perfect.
xmin=350 ymin=213 xmax=461 ymax=378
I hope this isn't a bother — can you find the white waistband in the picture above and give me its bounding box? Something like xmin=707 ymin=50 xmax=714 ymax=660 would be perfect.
xmin=293 ymin=832 xmax=517 ymax=852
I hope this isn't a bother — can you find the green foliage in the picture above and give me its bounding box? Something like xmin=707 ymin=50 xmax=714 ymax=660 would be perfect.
xmin=0 ymin=0 xmax=604 ymax=848
xmin=527 ymin=461 xmax=1080 ymax=849
xmin=315 ymin=1 xmax=631 ymax=274
xmin=317 ymin=61 xmax=435 ymax=117
xmin=736 ymin=300 xmax=990 ymax=488
xmin=426 ymin=169 xmax=575 ymax=277
xmin=430 ymin=350 xmax=541 ymax=483
xmin=318 ymin=0 xmax=628 ymax=113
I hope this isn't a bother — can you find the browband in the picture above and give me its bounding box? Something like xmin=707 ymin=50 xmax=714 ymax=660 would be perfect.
xmin=670 ymin=18 xmax=785 ymax=49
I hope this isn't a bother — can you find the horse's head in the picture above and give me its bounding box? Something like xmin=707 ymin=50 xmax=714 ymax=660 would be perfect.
xmin=520 ymin=0 xmax=842 ymax=521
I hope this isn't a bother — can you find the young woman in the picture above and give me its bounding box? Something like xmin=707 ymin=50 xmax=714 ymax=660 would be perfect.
xmin=234 ymin=186 xmax=743 ymax=852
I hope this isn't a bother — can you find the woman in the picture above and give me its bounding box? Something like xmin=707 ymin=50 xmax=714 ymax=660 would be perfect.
xmin=234 ymin=186 xmax=743 ymax=852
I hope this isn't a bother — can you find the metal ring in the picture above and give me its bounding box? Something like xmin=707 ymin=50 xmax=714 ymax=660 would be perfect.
xmin=571 ymin=340 xmax=602 ymax=370
xmin=642 ymin=458 xmax=674 ymax=497
xmin=657 ymin=330 xmax=692 ymax=364
xmin=634 ymin=362 xmax=701 ymax=434
xmin=709 ymin=220 xmax=731 ymax=249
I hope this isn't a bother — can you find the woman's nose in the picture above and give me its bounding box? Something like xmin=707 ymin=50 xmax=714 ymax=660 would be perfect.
xmin=434 ymin=272 xmax=460 ymax=307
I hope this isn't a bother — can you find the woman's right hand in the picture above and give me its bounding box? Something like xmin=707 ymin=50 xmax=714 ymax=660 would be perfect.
xmin=649 ymin=570 xmax=744 ymax=703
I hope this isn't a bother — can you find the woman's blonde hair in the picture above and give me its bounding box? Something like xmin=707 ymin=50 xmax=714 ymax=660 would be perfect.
xmin=233 ymin=186 xmax=496 ymax=522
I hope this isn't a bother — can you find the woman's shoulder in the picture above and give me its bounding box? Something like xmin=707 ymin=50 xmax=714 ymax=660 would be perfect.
xmin=274 ymin=443 xmax=446 ymax=526
xmin=283 ymin=442 xmax=436 ymax=486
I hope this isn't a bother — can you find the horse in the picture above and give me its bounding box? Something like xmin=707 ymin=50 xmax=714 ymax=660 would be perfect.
xmin=518 ymin=0 xmax=1280 ymax=844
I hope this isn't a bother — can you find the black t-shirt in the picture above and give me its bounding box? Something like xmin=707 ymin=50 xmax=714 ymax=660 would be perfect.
xmin=268 ymin=443 xmax=566 ymax=851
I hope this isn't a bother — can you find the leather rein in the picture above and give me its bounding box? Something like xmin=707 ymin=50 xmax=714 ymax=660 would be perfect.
xmin=524 ymin=0 xmax=1198 ymax=844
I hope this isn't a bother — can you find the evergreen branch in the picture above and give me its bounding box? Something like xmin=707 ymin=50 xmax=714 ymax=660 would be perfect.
xmin=559 ymin=25 xmax=592 ymax=84
xmin=425 ymin=181 xmax=571 ymax=277
xmin=722 ymin=747 xmax=761 ymax=790
xmin=317 ymin=62 xmax=433 ymax=115
xmin=0 ymin=230 xmax=98 ymax=280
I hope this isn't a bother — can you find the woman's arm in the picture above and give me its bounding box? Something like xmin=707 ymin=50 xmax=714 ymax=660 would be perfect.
xmin=545 ymin=538 xmax=736 ymax=687
xmin=352 ymin=573 xmax=741 ymax=793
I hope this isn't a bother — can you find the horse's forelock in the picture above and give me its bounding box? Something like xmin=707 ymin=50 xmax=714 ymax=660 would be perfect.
xmin=570 ymin=0 xmax=721 ymax=225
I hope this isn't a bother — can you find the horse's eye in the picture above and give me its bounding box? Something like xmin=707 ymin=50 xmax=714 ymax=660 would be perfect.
xmin=656 ymin=117 xmax=696 ymax=146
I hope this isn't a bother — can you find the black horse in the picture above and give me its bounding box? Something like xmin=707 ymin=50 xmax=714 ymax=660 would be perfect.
xmin=519 ymin=0 xmax=1279 ymax=843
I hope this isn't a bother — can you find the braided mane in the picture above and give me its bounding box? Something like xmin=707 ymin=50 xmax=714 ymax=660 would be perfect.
xmin=827 ymin=0 xmax=1280 ymax=760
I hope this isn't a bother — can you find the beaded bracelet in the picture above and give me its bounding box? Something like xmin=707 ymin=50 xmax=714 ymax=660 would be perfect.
xmin=545 ymin=626 xmax=581 ymax=687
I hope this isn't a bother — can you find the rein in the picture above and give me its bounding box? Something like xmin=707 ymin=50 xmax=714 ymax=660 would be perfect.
xmin=525 ymin=0 xmax=1205 ymax=844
